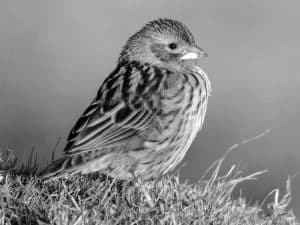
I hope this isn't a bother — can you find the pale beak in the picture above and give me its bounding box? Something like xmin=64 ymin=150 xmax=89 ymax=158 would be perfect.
xmin=180 ymin=46 xmax=208 ymax=60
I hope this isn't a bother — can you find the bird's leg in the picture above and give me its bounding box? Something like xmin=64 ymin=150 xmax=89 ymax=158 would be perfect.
xmin=130 ymin=171 xmax=154 ymax=208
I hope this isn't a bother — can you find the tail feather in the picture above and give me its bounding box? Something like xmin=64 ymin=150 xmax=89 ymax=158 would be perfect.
xmin=39 ymin=151 xmax=114 ymax=180
xmin=39 ymin=156 xmax=74 ymax=180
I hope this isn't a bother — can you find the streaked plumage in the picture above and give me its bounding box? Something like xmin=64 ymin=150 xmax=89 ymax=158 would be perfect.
xmin=41 ymin=18 xmax=211 ymax=180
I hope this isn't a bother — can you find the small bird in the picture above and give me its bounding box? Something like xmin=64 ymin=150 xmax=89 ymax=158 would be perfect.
xmin=41 ymin=18 xmax=211 ymax=180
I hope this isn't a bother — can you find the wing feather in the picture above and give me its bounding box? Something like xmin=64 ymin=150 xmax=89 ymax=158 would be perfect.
xmin=64 ymin=61 xmax=165 ymax=155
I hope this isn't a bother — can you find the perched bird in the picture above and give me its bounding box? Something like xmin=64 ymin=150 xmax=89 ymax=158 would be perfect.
xmin=41 ymin=18 xmax=211 ymax=180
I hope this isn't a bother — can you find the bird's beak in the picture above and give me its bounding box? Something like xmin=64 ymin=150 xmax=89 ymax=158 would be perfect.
xmin=180 ymin=46 xmax=208 ymax=60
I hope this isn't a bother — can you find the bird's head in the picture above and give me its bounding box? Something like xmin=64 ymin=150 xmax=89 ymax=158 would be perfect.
xmin=119 ymin=18 xmax=207 ymax=70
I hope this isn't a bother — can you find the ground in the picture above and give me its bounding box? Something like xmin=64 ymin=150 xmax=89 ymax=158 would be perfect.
xmin=0 ymin=150 xmax=298 ymax=225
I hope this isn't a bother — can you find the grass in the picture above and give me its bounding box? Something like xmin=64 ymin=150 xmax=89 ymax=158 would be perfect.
xmin=0 ymin=149 xmax=298 ymax=225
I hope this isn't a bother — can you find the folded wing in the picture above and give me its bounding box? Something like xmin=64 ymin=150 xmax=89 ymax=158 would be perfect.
xmin=64 ymin=61 xmax=165 ymax=156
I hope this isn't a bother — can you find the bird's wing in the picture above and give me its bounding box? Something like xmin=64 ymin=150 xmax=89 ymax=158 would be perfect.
xmin=64 ymin=61 xmax=166 ymax=155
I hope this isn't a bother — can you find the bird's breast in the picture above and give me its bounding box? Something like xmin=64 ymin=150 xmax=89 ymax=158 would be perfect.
xmin=155 ymin=68 xmax=209 ymax=147
xmin=138 ymin=66 xmax=211 ymax=178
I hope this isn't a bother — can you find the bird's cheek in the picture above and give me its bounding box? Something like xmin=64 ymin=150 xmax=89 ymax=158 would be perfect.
xmin=151 ymin=45 xmax=166 ymax=61
xmin=161 ymin=53 xmax=182 ymax=64
xmin=150 ymin=44 xmax=172 ymax=62
xmin=169 ymin=53 xmax=181 ymax=61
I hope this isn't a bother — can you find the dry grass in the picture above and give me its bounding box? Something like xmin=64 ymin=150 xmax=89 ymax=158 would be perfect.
xmin=0 ymin=148 xmax=298 ymax=225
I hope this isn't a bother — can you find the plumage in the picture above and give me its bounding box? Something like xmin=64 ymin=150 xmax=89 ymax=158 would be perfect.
xmin=40 ymin=18 xmax=211 ymax=180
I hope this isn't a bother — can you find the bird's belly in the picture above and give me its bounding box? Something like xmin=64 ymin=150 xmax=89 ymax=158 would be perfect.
xmin=137 ymin=90 xmax=207 ymax=179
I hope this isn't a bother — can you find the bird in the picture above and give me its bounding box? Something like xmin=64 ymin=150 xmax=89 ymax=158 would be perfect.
xmin=40 ymin=18 xmax=211 ymax=181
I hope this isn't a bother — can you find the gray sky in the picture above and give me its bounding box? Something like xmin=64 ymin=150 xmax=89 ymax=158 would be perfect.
xmin=1 ymin=0 xmax=300 ymax=216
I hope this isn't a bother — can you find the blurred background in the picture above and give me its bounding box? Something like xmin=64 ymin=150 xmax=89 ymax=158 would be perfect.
xmin=0 ymin=0 xmax=299 ymax=217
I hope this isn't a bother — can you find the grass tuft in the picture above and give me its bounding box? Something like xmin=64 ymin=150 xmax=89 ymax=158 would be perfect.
xmin=0 ymin=149 xmax=299 ymax=225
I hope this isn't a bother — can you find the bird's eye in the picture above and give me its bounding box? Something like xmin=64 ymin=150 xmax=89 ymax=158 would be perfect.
xmin=168 ymin=43 xmax=178 ymax=50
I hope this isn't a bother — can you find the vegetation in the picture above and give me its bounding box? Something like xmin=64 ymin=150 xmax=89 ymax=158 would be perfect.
xmin=0 ymin=149 xmax=298 ymax=225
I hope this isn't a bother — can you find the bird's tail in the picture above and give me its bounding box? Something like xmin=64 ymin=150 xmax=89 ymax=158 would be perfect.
xmin=39 ymin=156 xmax=77 ymax=180
xmin=39 ymin=151 xmax=113 ymax=181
